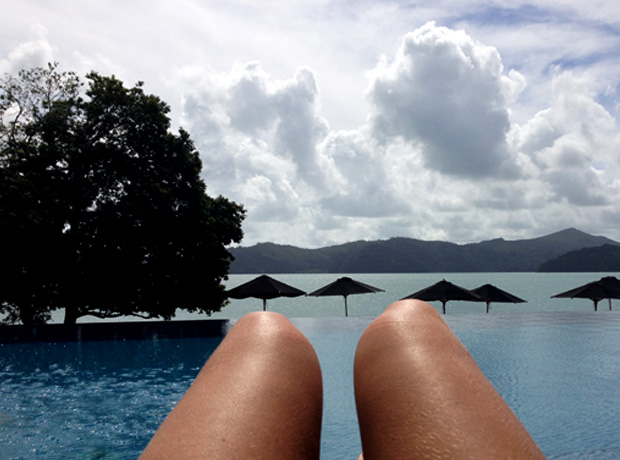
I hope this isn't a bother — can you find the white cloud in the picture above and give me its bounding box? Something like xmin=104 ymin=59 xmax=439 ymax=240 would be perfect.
xmin=319 ymin=130 xmax=410 ymax=218
xmin=512 ymin=70 xmax=620 ymax=207
xmin=367 ymin=22 xmax=524 ymax=178
xmin=4 ymin=1 xmax=620 ymax=247
xmin=179 ymin=61 xmax=329 ymax=184
xmin=0 ymin=24 xmax=54 ymax=74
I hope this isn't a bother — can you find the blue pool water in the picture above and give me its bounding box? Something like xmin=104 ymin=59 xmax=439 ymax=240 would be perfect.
xmin=1 ymin=337 xmax=222 ymax=459
xmin=3 ymin=312 xmax=620 ymax=459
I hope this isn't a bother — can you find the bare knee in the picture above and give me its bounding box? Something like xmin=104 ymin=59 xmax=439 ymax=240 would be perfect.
xmin=354 ymin=299 xmax=464 ymax=383
xmin=142 ymin=315 xmax=323 ymax=460
xmin=232 ymin=311 xmax=314 ymax=352
xmin=234 ymin=311 xmax=302 ymax=337
xmin=356 ymin=300 xmax=441 ymax=352
xmin=374 ymin=298 xmax=440 ymax=325
xmin=354 ymin=302 xmax=545 ymax=459
xmin=223 ymin=312 xmax=321 ymax=382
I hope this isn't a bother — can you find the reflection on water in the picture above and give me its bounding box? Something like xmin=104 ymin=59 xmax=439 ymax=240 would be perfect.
xmin=448 ymin=312 xmax=620 ymax=459
xmin=3 ymin=313 xmax=620 ymax=459
xmin=0 ymin=338 xmax=220 ymax=460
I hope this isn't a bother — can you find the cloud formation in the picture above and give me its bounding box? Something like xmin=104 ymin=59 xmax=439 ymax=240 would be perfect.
xmin=3 ymin=2 xmax=620 ymax=247
xmin=368 ymin=22 xmax=524 ymax=178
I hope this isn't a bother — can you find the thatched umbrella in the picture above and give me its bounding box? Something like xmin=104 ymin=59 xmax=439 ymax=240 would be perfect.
xmin=226 ymin=275 xmax=306 ymax=311
xmin=307 ymin=276 xmax=384 ymax=317
xmin=551 ymin=276 xmax=620 ymax=311
xmin=470 ymin=283 xmax=526 ymax=313
xmin=402 ymin=279 xmax=480 ymax=314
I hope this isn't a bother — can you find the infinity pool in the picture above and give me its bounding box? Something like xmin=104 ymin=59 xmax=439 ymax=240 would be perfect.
xmin=2 ymin=312 xmax=620 ymax=459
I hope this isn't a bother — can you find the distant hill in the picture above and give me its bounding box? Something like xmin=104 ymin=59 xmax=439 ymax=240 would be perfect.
xmin=538 ymin=244 xmax=620 ymax=272
xmin=229 ymin=228 xmax=620 ymax=274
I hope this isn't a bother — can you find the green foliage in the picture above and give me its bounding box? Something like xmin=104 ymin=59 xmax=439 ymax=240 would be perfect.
xmin=0 ymin=63 xmax=245 ymax=325
xmin=538 ymin=244 xmax=620 ymax=272
xmin=0 ymin=62 xmax=82 ymax=152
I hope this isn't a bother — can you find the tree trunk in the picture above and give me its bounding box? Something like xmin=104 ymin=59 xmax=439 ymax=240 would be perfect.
xmin=19 ymin=308 xmax=35 ymax=327
xmin=63 ymin=306 xmax=79 ymax=325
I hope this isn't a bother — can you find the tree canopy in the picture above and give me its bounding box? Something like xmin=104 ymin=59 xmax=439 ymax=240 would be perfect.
xmin=0 ymin=63 xmax=245 ymax=325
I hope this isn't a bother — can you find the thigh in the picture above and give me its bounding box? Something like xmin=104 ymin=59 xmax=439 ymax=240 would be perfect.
xmin=141 ymin=312 xmax=323 ymax=460
xmin=354 ymin=300 xmax=544 ymax=459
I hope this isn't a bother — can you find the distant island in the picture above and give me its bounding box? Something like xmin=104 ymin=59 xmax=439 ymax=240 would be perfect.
xmin=539 ymin=244 xmax=620 ymax=272
xmin=229 ymin=228 xmax=620 ymax=274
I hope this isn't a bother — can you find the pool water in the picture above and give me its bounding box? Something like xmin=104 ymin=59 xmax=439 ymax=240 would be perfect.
xmin=1 ymin=337 xmax=221 ymax=459
xmin=3 ymin=312 xmax=620 ymax=459
xmin=447 ymin=313 xmax=620 ymax=459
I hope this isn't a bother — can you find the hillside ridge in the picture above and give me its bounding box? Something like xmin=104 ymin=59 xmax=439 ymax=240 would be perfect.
xmin=229 ymin=228 xmax=620 ymax=274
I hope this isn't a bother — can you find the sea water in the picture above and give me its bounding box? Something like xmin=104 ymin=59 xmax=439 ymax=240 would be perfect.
xmin=3 ymin=273 xmax=620 ymax=459
xmin=212 ymin=272 xmax=620 ymax=318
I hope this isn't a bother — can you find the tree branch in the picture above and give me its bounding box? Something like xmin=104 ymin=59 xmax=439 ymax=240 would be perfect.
xmin=79 ymin=310 xmax=159 ymax=320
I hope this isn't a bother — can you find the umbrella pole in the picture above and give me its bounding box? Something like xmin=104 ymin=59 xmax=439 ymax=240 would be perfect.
xmin=594 ymin=299 xmax=598 ymax=312
xmin=344 ymin=296 xmax=349 ymax=317
xmin=486 ymin=301 xmax=490 ymax=314
xmin=263 ymin=298 xmax=267 ymax=312
xmin=442 ymin=301 xmax=446 ymax=315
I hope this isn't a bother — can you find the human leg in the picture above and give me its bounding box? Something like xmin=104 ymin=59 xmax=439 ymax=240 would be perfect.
xmin=354 ymin=300 xmax=544 ymax=459
xmin=140 ymin=312 xmax=323 ymax=460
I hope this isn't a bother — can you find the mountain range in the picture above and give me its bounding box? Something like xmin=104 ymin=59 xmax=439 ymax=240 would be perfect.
xmin=229 ymin=228 xmax=620 ymax=274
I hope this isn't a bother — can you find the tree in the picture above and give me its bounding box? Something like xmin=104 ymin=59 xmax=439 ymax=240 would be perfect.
xmin=0 ymin=63 xmax=82 ymax=325
xmin=0 ymin=64 xmax=245 ymax=325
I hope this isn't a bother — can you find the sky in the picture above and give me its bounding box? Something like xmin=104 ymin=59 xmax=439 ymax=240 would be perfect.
xmin=3 ymin=0 xmax=620 ymax=248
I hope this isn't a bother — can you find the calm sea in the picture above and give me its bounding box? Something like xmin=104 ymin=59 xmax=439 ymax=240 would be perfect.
xmin=214 ymin=272 xmax=620 ymax=317
xmin=4 ymin=272 xmax=620 ymax=459
xmin=40 ymin=272 xmax=620 ymax=323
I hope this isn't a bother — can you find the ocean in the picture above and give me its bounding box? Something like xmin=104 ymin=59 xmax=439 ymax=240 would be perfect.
xmin=213 ymin=272 xmax=620 ymax=317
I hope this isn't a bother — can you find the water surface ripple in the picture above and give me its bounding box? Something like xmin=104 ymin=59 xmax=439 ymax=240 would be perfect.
xmin=3 ymin=311 xmax=620 ymax=458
